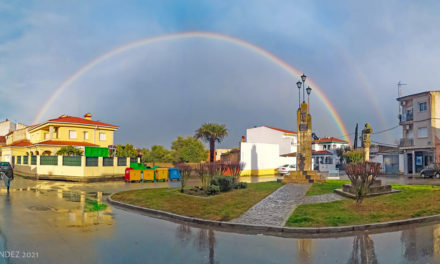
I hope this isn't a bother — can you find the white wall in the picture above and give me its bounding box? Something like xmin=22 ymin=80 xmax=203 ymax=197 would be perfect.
xmin=312 ymin=142 xmax=348 ymax=151
xmin=240 ymin=142 xmax=295 ymax=172
xmin=399 ymin=154 xmax=404 ymax=173
xmin=0 ymin=120 xmax=15 ymax=137
xmin=246 ymin=127 xmax=296 ymax=155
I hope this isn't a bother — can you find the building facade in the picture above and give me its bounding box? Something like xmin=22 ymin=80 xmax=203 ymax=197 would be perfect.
xmin=240 ymin=126 xmax=297 ymax=176
xmin=1 ymin=113 xmax=118 ymax=163
xmin=397 ymin=91 xmax=440 ymax=174
xmin=311 ymin=137 xmax=349 ymax=172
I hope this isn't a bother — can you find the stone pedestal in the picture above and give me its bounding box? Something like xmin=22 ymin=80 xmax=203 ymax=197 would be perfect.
xmin=334 ymin=180 xmax=399 ymax=198
xmin=283 ymin=170 xmax=324 ymax=184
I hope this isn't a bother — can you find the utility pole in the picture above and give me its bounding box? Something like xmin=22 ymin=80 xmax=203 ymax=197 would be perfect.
xmin=354 ymin=123 xmax=358 ymax=149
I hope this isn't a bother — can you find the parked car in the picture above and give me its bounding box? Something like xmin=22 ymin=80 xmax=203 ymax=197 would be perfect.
xmin=420 ymin=164 xmax=440 ymax=178
xmin=0 ymin=162 xmax=13 ymax=179
xmin=278 ymin=164 xmax=296 ymax=175
xmin=0 ymin=162 xmax=12 ymax=174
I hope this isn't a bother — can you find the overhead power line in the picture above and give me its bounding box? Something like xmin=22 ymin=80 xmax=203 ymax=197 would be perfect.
xmin=372 ymin=125 xmax=399 ymax=135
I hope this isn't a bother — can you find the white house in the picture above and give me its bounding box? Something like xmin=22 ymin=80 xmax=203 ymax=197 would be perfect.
xmin=241 ymin=126 xmax=297 ymax=176
xmin=312 ymin=137 xmax=349 ymax=172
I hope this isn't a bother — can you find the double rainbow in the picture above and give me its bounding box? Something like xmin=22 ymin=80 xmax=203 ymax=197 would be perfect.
xmin=33 ymin=31 xmax=351 ymax=144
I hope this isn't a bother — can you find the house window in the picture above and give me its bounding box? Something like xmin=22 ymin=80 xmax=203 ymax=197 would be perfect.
xmin=99 ymin=133 xmax=106 ymax=141
xmin=323 ymin=145 xmax=326 ymax=150
xmin=419 ymin=102 xmax=427 ymax=112
xmin=44 ymin=133 xmax=49 ymax=140
xmin=84 ymin=132 xmax=89 ymax=140
xmin=69 ymin=130 xmax=77 ymax=139
xmin=418 ymin=127 xmax=428 ymax=138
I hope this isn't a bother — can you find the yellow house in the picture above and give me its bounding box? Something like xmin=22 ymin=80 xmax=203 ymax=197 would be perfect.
xmin=1 ymin=113 xmax=118 ymax=163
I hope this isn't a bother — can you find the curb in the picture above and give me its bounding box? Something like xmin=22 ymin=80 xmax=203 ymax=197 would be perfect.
xmin=107 ymin=193 xmax=440 ymax=236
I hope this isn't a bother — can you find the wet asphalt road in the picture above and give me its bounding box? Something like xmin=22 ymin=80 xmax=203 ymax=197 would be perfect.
xmin=1 ymin=175 xmax=440 ymax=263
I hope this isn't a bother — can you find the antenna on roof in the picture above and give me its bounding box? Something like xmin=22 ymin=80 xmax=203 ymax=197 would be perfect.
xmin=397 ymin=81 xmax=407 ymax=97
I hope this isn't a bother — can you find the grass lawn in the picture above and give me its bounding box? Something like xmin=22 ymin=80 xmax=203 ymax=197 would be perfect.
xmin=112 ymin=181 xmax=284 ymax=221
xmin=305 ymin=180 xmax=350 ymax=196
xmin=287 ymin=184 xmax=440 ymax=227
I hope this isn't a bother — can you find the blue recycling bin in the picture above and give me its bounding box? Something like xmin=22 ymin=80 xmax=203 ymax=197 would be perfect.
xmin=168 ymin=168 xmax=181 ymax=181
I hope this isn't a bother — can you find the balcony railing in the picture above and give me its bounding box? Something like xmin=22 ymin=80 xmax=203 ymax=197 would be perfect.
xmin=400 ymin=138 xmax=414 ymax=147
xmin=400 ymin=112 xmax=413 ymax=122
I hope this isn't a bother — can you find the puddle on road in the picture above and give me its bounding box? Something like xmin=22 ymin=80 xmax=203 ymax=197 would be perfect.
xmin=0 ymin=187 xmax=115 ymax=230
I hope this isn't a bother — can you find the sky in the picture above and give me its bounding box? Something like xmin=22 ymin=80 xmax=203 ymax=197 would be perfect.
xmin=1 ymin=0 xmax=440 ymax=149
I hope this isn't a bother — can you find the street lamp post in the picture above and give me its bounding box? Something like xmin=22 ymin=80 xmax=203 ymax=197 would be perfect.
xmin=306 ymin=86 xmax=312 ymax=114
xmin=301 ymin=74 xmax=307 ymax=102
xmin=296 ymin=81 xmax=302 ymax=109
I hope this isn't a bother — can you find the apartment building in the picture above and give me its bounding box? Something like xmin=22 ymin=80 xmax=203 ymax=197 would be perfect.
xmin=397 ymin=91 xmax=440 ymax=174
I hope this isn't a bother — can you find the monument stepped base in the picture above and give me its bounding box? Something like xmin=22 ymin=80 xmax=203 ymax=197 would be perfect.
xmin=282 ymin=170 xmax=324 ymax=184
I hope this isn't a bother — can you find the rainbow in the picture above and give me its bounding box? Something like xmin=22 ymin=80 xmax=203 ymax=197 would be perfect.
xmin=33 ymin=31 xmax=352 ymax=144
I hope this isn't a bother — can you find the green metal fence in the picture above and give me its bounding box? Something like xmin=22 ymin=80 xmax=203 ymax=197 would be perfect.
xmin=40 ymin=156 xmax=58 ymax=165
xmin=117 ymin=157 xmax=127 ymax=166
xmin=130 ymin=157 xmax=137 ymax=164
xmin=31 ymin=156 xmax=37 ymax=165
xmin=63 ymin=156 xmax=82 ymax=166
xmin=23 ymin=156 xmax=28 ymax=164
xmin=17 ymin=156 xmax=21 ymax=164
xmin=86 ymin=157 xmax=98 ymax=167
xmin=103 ymin=157 xmax=113 ymax=166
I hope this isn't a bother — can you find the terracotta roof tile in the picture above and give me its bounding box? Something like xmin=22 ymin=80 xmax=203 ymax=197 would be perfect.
xmin=312 ymin=137 xmax=348 ymax=144
xmin=6 ymin=139 xmax=33 ymax=147
xmin=29 ymin=115 xmax=118 ymax=130
xmin=36 ymin=140 xmax=99 ymax=147
xmin=48 ymin=116 xmax=118 ymax=128
xmin=264 ymin=126 xmax=297 ymax=134
xmin=312 ymin=150 xmax=333 ymax=155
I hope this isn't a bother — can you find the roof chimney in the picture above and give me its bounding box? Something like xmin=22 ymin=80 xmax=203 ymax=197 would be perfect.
xmin=84 ymin=113 xmax=92 ymax=120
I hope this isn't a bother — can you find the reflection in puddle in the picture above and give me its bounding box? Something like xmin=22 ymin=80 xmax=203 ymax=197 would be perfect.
xmin=176 ymin=224 xmax=217 ymax=264
xmin=401 ymin=225 xmax=440 ymax=263
xmin=297 ymin=239 xmax=312 ymax=264
xmin=5 ymin=187 xmax=115 ymax=229
xmin=53 ymin=189 xmax=114 ymax=228
xmin=348 ymin=234 xmax=378 ymax=264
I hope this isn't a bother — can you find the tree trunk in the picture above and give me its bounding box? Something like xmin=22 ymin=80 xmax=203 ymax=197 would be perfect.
xmin=209 ymin=139 xmax=215 ymax=162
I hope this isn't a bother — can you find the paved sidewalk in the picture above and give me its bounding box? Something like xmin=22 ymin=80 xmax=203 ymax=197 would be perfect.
xmin=302 ymin=193 xmax=344 ymax=204
xmin=231 ymin=184 xmax=346 ymax=226
xmin=230 ymin=184 xmax=310 ymax=226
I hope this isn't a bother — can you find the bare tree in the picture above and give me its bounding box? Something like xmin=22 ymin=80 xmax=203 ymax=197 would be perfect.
xmin=176 ymin=163 xmax=192 ymax=193
xmin=345 ymin=162 xmax=381 ymax=205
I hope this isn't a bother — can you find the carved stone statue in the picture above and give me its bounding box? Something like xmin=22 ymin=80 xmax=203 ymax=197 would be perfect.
xmin=362 ymin=123 xmax=373 ymax=161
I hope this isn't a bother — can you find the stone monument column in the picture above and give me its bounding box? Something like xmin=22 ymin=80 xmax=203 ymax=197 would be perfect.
xmin=297 ymin=102 xmax=312 ymax=172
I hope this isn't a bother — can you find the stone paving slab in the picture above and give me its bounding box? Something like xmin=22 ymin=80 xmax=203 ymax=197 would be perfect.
xmin=230 ymin=183 xmax=310 ymax=226
xmin=301 ymin=193 xmax=344 ymax=204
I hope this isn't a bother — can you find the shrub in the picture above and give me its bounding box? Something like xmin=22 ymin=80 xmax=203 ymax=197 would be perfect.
xmin=343 ymin=150 xmax=364 ymax=163
xmin=206 ymin=185 xmax=220 ymax=195
xmin=237 ymin=182 xmax=247 ymax=189
xmin=211 ymin=175 xmax=236 ymax=192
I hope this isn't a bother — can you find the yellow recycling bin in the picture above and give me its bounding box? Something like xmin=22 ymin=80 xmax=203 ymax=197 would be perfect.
xmin=155 ymin=168 xmax=168 ymax=182
xmin=143 ymin=170 xmax=155 ymax=182
xmin=129 ymin=170 xmax=141 ymax=182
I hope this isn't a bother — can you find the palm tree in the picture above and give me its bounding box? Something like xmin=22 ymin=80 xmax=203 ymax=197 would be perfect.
xmin=194 ymin=123 xmax=228 ymax=162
